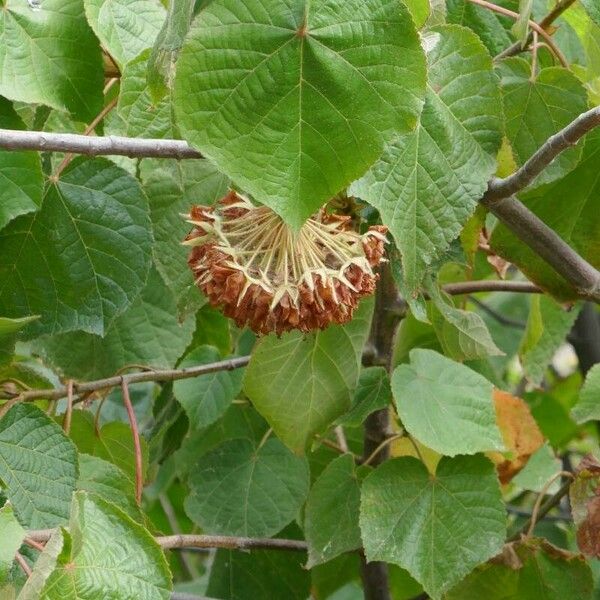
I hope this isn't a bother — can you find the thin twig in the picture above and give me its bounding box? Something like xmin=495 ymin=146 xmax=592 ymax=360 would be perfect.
xmin=0 ymin=129 xmax=202 ymax=159
xmin=526 ymin=471 xmax=574 ymax=537
xmin=334 ymin=425 xmax=350 ymax=453
xmin=466 ymin=0 xmax=568 ymax=67
xmin=50 ymin=96 xmax=119 ymax=181
xmin=159 ymin=494 xmax=200 ymax=580
xmin=507 ymin=479 xmax=573 ymax=541
xmin=468 ymin=296 xmax=526 ymax=328
xmin=121 ymin=379 xmax=143 ymax=505
xmin=26 ymin=529 xmax=307 ymax=552
xmin=486 ymin=107 xmax=600 ymax=201
xmin=23 ymin=538 xmax=46 ymax=552
xmin=62 ymin=380 xmax=74 ymax=435
xmin=362 ymin=433 xmax=404 ymax=467
xmin=442 ymin=280 xmax=541 ymax=296
xmin=14 ymin=552 xmax=31 ymax=577
xmin=5 ymin=356 xmax=250 ymax=403
xmin=496 ymin=0 xmax=577 ymax=60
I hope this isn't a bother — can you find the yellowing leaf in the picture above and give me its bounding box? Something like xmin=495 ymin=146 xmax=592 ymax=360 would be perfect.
xmin=488 ymin=389 xmax=544 ymax=484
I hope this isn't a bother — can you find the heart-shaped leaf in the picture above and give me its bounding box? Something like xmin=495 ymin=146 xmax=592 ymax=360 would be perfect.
xmin=174 ymin=0 xmax=426 ymax=228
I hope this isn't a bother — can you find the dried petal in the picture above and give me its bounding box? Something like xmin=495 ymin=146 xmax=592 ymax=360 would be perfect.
xmin=184 ymin=191 xmax=387 ymax=334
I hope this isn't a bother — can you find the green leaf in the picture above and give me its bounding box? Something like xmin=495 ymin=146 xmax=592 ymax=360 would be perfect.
xmin=404 ymin=0 xmax=429 ymax=28
xmin=0 ymin=158 xmax=153 ymax=338
xmin=173 ymin=345 xmax=244 ymax=430
xmin=581 ymin=0 xmax=600 ymax=27
xmin=0 ymin=404 xmax=77 ymax=528
xmin=92 ymin=422 xmax=149 ymax=485
xmin=445 ymin=538 xmax=594 ymax=600
xmin=337 ymin=366 xmax=392 ymax=426
xmin=572 ymin=363 xmax=600 ymax=423
xmin=490 ymin=129 xmax=600 ymax=301
xmin=391 ymin=349 xmax=504 ymax=456
xmin=139 ymin=157 xmax=228 ymax=315
xmin=0 ymin=97 xmax=43 ymax=231
xmin=77 ymin=454 xmax=143 ymax=522
xmin=0 ymin=316 xmax=38 ymax=366
xmin=20 ymin=492 xmax=172 ymax=600
xmin=519 ymin=296 xmax=581 ymax=386
xmin=427 ymin=282 xmax=503 ymax=361
xmin=243 ymin=298 xmax=373 ymax=453
xmin=0 ymin=0 xmax=103 ymax=121
xmin=352 ymin=25 xmax=502 ymax=293
xmin=173 ymin=403 xmax=269 ymax=479
xmin=185 ymin=438 xmax=309 ymax=536
xmin=0 ymin=506 xmax=25 ymax=584
xmin=116 ymin=50 xmax=173 ymax=139
xmin=305 ymin=454 xmax=362 ymax=567
xmin=207 ymin=545 xmax=310 ymax=600
xmin=360 ymin=455 xmax=505 ymax=599
xmin=174 ymin=0 xmax=426 ymax=228
xmin=512 ymin=0 xmax=533 ymax=46
xmin=190 ymin=304 xmax=232 ymax=356
xmin=36 ymin=268 xmax=194 ymax=379
xmin=147 ymin=0 xmax=195 ymax=101
xmin=498 ymin=59 xmax=588 ymax=185
xmin=446 ymin=0 xmax=512 ymax=55
xmin=512 ymin=442 xmax=561 ymax=493
xmin=84 ymin=0 xmax=166 ymax=69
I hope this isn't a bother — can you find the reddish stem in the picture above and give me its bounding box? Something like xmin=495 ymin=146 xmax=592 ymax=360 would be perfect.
xmin=121 ymin=379 xmax=143 ymax=505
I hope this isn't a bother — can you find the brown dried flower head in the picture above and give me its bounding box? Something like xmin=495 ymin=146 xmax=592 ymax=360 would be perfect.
xmin=183 ymin=191 xmax=388 ymax=335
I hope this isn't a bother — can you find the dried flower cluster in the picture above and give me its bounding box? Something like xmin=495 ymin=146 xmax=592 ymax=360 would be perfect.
xmin=183 ymin=191 xmax=387 ymax=335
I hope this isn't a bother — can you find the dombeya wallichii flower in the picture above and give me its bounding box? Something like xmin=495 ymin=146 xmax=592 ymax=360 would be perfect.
xmin=183 ymin=191 xmax=387 ymax=335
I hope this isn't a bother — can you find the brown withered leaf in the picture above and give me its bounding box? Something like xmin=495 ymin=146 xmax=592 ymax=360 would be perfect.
xmin=488 ymin=389 xmax=544 ymax=484
xmin=570 ymin=455 xmax=600 ymax=557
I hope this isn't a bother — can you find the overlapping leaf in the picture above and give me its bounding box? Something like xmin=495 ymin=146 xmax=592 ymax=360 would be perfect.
xmin=391 ymin=349 xmax=504 ymax=456
xmin=174 ymin=345 xmax=244 ymax=430
xmin=519 ymin=296 xmax=581 ymax=385
xmin=487 ymin=389 xmax=544 ymax=484
xmin=0 ymin=158 xmax=153 ymax=338
xmin=84 ymin=0 xmax=166 ymax=69
xmin=498 ymin=59 xmax=588 ymax=185
xmin=360 ymin=455 xmax=506 ymax=599
xmin=77 ymin=454 xmax=142 ymax=522
xmin=305 ymin=454 xmax=363 ymax=567
xmin=37 ymin=268 xmax=194 ymax=379
xmin=572 ymin=363 xmax=600 ymax=423
xmin=338 ymin=366 xmax=392 ymax=426
xmin=0 ymin=316 xmax=38 ymax=366
xmin=0 ymin=404 xmax=77 ymax=528
xmin=0 ymin=0 xmax=103 ymax=120
xmin=116 ymin=50 xmax=173 ymax=139
xmin=140 ymin=157 xmax=228 ymax=314
xmin=19 ymin=492 xmax=171 ymax=600
xmin=243 ymin=298 xmax=373 ymax=453
xmin=185 ymin=438 xmax=309 ymax=536
xmin=147 ymin=0 xmax=195 ymax=101
xmin=353 ymin=25 xmax=502 ymax=293
xmin=446 ymin=538 xmax=594 ymax=600
xmin=446 ymin=0 xmax=512 ymax=55
xmin=491 ymin=130 xmax=600 ymax=300
xmin=0 ymin=506 xmax=24 ymax=584
xmin=0 ymin=97 xmax=42 ymax=231
xmin=207 ymin=545 xmax=310 ymax=600
xmin=174 ymin=0 xmax=426 ymax=228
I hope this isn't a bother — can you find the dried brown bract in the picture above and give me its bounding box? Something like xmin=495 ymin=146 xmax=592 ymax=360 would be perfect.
xmin=183 ymin=191 xmax=387 ymax=335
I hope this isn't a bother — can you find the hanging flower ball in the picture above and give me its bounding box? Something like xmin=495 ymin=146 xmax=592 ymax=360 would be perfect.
xmin=183 ymin=191 xmax=387 ymax=335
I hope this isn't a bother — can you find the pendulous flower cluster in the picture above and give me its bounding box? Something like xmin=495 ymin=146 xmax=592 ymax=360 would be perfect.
xmin=183 ymin=191 xmax=387 ymax=335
